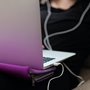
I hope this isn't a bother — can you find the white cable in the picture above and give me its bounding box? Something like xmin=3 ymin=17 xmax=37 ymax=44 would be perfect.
xmin=47 ymin=62 xmax=85 ymax=90
xmin=47 ymin=63 xmax=64 ymax=90
xmin=63 ymin=63 xmax=85 ymax=88
xmin=44 ymin=1 xmax=90 ymax=50
xmin=44 ymin=0 xmax=52 ymax=50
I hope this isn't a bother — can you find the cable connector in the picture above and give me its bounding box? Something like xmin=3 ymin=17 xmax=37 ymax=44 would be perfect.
xmin=53 ymin=62 xmax=62 ymax=66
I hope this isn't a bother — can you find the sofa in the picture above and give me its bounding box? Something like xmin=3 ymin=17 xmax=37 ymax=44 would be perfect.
xmin=73 ymin=55 xmax=90 ymax=90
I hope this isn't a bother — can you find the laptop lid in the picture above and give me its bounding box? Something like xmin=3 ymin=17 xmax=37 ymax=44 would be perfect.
xmin=0 ymin=0 xmax=76 ymax=71
xmin=0 ymin=0 xmax=43 ymax=69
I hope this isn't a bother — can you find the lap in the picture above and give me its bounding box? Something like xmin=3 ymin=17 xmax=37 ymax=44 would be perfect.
xmin=64 ymin=52 xmax=88 ymax=74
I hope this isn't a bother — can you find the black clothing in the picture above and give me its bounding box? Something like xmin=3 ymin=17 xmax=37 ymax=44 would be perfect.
xmin=39 ymin=0 xmax=90 ymax=89
xmin=40 ymin=0 xmax=90 ymax=53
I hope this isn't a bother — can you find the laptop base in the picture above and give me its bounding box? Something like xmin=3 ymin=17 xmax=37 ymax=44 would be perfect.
xmin=29 ymin=67 xmax=56 ymax=86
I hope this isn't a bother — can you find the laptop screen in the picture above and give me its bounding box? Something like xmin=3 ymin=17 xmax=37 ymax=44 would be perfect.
xmin=0 ymin=0 xmax=43 ymax=69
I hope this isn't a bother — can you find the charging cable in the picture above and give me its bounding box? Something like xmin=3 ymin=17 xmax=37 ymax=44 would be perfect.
xmin=44 ymin=0 xmax=52 ymax=50
xmin=47 ymin=63 xmax=64 ymax=90
xmin=47 ymin=62 xmax=85 ymax=90
xmin=44 ymin=0 xmax=90 ymax=50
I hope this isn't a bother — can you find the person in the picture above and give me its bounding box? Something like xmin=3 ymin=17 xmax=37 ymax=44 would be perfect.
xmin=0 ymin=0 xmax=90 ymax=90
xmin=39 ymin=0 xmax=90 ymax=90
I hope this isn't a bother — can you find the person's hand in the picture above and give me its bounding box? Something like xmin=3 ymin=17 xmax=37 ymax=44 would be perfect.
xmin=40 ymin=0 xmax=48 ymax=4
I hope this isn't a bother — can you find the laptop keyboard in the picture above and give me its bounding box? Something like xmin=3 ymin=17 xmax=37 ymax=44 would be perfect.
xmin=43 ymin=57 xmax=55 ymax=63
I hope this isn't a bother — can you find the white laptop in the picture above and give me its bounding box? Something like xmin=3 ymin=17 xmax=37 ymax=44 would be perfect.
xmin=0 ymin=0 xmax=76 ymax=70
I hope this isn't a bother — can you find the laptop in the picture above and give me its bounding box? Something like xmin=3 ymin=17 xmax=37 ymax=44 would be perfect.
xmin=0 ymin=0 xmax=76 ymax=70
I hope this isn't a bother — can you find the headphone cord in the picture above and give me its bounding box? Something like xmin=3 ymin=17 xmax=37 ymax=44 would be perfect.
xmin=44 ymin=1 xmax=90 ymax=50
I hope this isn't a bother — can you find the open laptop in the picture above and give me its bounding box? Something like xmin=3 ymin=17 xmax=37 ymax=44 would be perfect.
xmin=0 ymin=0 xmax=76 ymax=70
